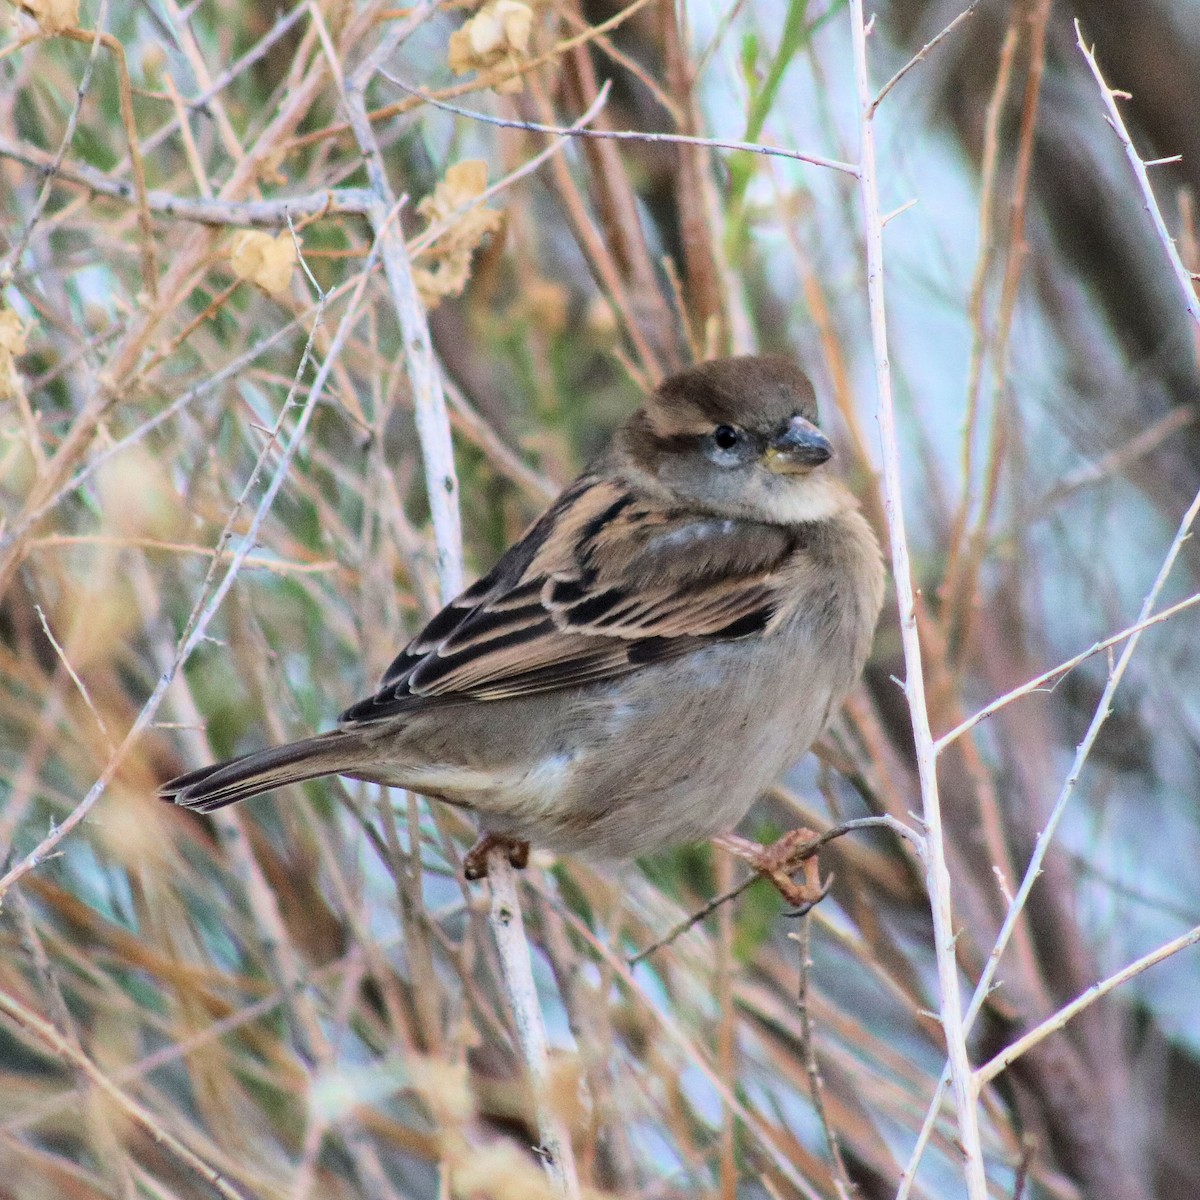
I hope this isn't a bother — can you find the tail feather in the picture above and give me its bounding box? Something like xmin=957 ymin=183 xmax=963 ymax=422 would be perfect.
xmin=159 ymin=731 xmax=364 ymax=813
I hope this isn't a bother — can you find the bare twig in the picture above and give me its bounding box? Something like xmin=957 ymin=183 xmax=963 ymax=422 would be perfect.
xmin=335 ymin=8 xmax=463 ymax=596
xmin=288 ymin=0 xmax=679 ymax=156
xmin=33 ymin=604 xmax=113 ymax=749
xmin=487 ymin=857 xmax=580 ymax=1198
xmin=0 ymin=271 xmax=370 ymax=555
xmin=847 ymin=2 xmax=988 ymax=1195
xmin=951 ymin=16 xmax=1200 ymax=1114
xmin=1 ymin=2 xmax=107 ymax=280
xmin=903 ymin=31 xmax=1200 ymax=1187
xmin=0 ymin=231 xmax=357 ymax=900
xmin=907 ymin=460 xmax=1200 ymax=1200
xmin=56 ymin=24 xmax=158 ymax=297
xmin=28 ymin=535 xmax=336 ymax=573
xmin=402 ymin=81 xmax=615 ymax=260
xmin=536 ymin=877 xmax=828 ymax=1200
xmin=970 ymin=482 xmax=1200 ymax=1056
xmin=791 ymin=918 xmax=855 ymax=1198
xmin=975 ymin=921 xmax=1200 ymax=1087
xmin=331 ymin=8 xmax=579 ymax=1195
xmin=629 ymin=816 xmax=923 ymax=966
xmin=127 ymin=4 xmax=311 ymax=168
xmin=936 ymin=589 xmax=1200 ymax=750
xmin=871 ymin=0 xmax=982 ymax=114
xmin=442 ymin=375 xmax=559 ymax=502
xmin=1034 ymin=406 xmax=1195 ymax=510
xmin=1076 ymin=21 xmax=1200 ymax=326
xmin=385 ymin=76 xmax=860 ymax=177
xmin=0 ymin=133 xmax=376 ymax=226
xmin=0 ymin=987 xmax=245 ymax=1200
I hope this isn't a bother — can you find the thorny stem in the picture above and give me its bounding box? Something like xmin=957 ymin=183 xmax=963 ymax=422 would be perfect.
xmin=976 ymin=920 xmax=1200 ymax=1087
xmin=901 ymin=22 xmax=1200 ymax=1193
xmin=962 ymin=6 xmax=1200 ymax=1115
xmin=846 ymin=2 xmax=989 ymax=1196
xmin=331 ymin=9 xmax=580 ymax=1195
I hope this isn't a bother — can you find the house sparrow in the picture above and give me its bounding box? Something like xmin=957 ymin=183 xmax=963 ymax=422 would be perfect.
xmin=161 ymin=356 xmax=885 ymax=903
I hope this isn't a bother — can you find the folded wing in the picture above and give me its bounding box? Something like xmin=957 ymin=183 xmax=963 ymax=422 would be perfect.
xmin=339 ymin=476 xmax=799 ymax=723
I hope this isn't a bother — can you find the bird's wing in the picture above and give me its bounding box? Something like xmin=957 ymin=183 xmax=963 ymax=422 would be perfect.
xmin=339 ymin=476 xmax=799 ymax=723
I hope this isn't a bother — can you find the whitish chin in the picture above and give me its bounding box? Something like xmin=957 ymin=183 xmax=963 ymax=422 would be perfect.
xmin=757 ymin=473 xmax=848 ymax=524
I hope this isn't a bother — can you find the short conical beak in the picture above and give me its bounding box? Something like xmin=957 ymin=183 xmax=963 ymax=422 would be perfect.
xmin=764 ymin=416 xmax=833 ymax=474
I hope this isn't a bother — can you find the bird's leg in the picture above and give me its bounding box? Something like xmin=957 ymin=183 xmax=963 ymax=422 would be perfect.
xmin=463 ymin=833 xmax=531 ymax=881
xmin=713 ymin=829 xmax=832 ymax=912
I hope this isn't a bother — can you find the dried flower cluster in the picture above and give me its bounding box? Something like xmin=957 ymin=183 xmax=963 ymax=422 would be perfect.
xmin=448 ymin=0 xmax=541 ymax=93
xmin=413 ymin=160 xmax=504 ymax=308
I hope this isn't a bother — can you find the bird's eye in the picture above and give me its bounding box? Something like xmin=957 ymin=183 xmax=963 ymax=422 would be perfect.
xmin=712 ymin=424 xmax=741 ymax=450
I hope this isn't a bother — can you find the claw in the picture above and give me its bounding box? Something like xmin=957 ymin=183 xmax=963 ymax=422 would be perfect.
xmin=463 ymin=834 xmax=530 ymax=881
xmin=712 ymin=828 xmax=832 ymax=909
xmin=785 ymin=871 xmax=835 ymax=918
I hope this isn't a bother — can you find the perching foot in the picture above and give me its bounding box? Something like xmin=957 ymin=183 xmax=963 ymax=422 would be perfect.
xmin=463 ymin=833 xmax=531 ymax=881
xmin=712 ymin=828 xmax=833 ymax=912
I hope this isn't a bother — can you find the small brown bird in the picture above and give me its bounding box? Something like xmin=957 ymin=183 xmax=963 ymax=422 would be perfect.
xmin=161 ymin=356 xmax=885 ymax=903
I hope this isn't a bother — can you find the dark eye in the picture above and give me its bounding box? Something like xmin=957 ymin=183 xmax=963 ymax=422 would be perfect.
xmin=712 ymin=424 xmax=741 ymax=450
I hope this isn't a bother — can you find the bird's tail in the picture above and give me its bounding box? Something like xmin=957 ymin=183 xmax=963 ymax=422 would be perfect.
xmin=159 ymin=731 xmax=366 ymax=813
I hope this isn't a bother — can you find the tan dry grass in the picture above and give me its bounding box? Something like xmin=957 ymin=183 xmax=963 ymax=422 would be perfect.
xmin=0 ymin=2 xmax=1197 ymax=1199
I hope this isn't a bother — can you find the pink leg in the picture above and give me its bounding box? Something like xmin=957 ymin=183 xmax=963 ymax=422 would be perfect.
xmin=712 ymin=828 xmax=832 ymax=911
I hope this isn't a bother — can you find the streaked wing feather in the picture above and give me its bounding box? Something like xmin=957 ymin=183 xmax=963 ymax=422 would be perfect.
xmin=339 ymin=476 xmax=796 ymax=725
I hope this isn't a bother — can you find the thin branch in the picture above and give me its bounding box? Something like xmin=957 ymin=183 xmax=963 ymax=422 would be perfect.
xmin=1076 ymin=21 xmax=1200 ymax=326
xmin=790 ymin=919 xmax=855 ymax=1199
xmin=628 ymin=816 xmax=923 ymax=966
xmin=0 ymin=135 xmax=375 ymax=226
xmin=1033 ymin=406 xmax=1195 ymax=510
xmin=0 ymin=987 xmax=245 ymax=1200
xmin=57 ymin=25 xmax=158 ymax=297
xmin=384 ymin=76 xmax=860 ymax=176
xmin=288 ymin=0 xmax=679 ymax=156
xmin=334 ymin=7 xmax=463 ymax=597
xmin=938 ymin=14 xmax=1019 ymax=630
xmin=442 ymin=374 xmax=559 ymax=502
xmin=967 ymin=483 xmax=1200 ymax=1041
xmin=535 ymin=877 xmax=828 ymax=1200
xmin=0 ymin=269 xmax=371 ymax=557
xmin=903 ymin=31 xmax=1200 ymax=1190
xmin=975 ymin=921 xmax=1200 ymax=1087
xmin=954 ymin=18 xmax=1200 ymax=1090
xmin=330 ymin=7 xmax=579 ymax=1196
xmin=29 ymin=534 xmax=337 ymax=573
xmin=0 ymin=228 xmax=364 ymax=900
xmin=935 ymin=589 xmax=1200 ymax=751
xmin=872 ymin=0 xmax=983 ymax=114
xmin=127 ymin=4 xmax=312 ymax=169
xmin=1 ymin=1 xmax=107 ymax=279
xmin=402 ymin=81 xmax=614 ymax=260
xmin=847 ymin=2 xmax=988 ymax=1195
xmin=33 ymin=604 xmax=113 ymax=749
xmin=487 ymin=856 xmax=579 ymax=1198
xmin=908 ymin=486 xmax=1200 ymax=1200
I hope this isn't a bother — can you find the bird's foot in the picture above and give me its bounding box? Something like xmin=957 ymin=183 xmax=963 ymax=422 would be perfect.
xmin=713 ymin=829 xmax=833 ymax=913
xmin=463 ymin=834 xmax=531 ymax=881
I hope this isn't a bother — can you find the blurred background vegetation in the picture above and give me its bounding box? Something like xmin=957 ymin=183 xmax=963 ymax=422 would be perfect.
xmin=1 ymin=0 xmax=1199 ymax=1197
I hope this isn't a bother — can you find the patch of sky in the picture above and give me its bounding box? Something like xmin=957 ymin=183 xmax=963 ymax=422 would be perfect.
xmin=678 ymin=1061 xmax=725 ymax=1127
xmin=743 ymin=1070 xmax=822 ymax=1149
xmin=236 ymin=373 xmax=279 ymax=431
xmin=62 ymin=833 xmax=135 ymax=928
xmin=627 ymin=1120 xmax=692 ymax=1185
xmin=1061 ymin=756 xmax=1200 ymax=1051
xmin=531 ymin=939 xmax=577 ymax=1051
